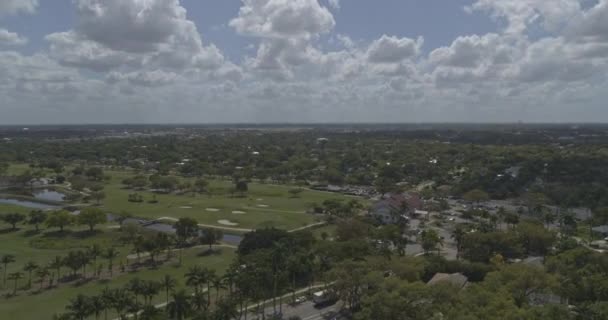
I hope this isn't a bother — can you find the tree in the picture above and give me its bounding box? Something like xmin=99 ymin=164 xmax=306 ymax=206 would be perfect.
xmin=36 ymin=267 xmax=50 ymax=290
xmin=66 ymin=294 xmax=93 ymax=320
xmin=235 ymin=180 xmax=248 ymax=196
xmin=85 ymin=167 xmax=104 ymax=181
xmin=451 ymin=224 xmax=468 ymax=260
xmin=89 ymin=295 xmax=106 ymax=320
xmin=484 ymin=264 xmax=557 ymax=307
xmin=49 ymin=255 xmax=64 ymax=283
xmin=175 ymin=217 xmax=199 ymax=254
xmin=2 ymin=254 xmax=16 ymax=285
xmin=77 ymin=207 xmax=107 ymax=232
xmin=114 ymin=211 xmax=133 ymax=228
xmin=23 ymin=260 xmax=39 ymax=288
xmin=103 ymin=247 xmax=119 ymax=277
xmin=46 ymin=210 xmax=74 ymax=232
xmin=463 ymin=189 xmax=489 ymax=206
xmin=161 ymin=274 xmax=178 ymax=307
xmin=200 ymin=228 xmax=223 ymax=251
xmin=28 ymin=210 xmax=48 ymax=232
xmin=194 ymin=179 xmax=209 ymax=195
xmin=420 ymin=229 xmax=443 ymax=255
xmin=168 ymin=290 xmax=193 ymax=320
xmin=8 ymin=271 xmax=24 ymax=295
xmin=87 ymin=244 xmax=102 ymax=274
xmin=2 ymin=212 xmax=26 ymax=230
xmin=91 ymin=191 xmax=106 ymax=205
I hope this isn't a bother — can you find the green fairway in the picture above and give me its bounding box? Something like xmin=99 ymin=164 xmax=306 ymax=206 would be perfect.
xmin=97 ymin=170 xmax=357 ymax=230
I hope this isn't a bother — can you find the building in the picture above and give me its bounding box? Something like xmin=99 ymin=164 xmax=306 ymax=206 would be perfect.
xmin=592 ymin=225 xmax=608 ymax=237
xmin=427 ymin=273 xmax=469 ymax=289
xmin=369 ymin=193 xmax=423 ymax=224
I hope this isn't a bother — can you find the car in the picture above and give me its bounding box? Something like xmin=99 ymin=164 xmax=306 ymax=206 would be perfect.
xmin=448 ymin=217 xmax=456 ymax=222
xmin=294 ymin=296 xmax=307 ymax=304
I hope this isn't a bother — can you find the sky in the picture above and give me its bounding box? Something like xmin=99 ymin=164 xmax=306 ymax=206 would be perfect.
xmin=1 ymin=0 xmax=608 ymax=124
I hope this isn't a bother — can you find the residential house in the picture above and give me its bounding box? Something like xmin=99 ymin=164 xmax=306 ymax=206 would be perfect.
xmin=369 ymin=193 xmax=422 ymax=224
xmin=427 ymin=273 xmax=469 ymax=289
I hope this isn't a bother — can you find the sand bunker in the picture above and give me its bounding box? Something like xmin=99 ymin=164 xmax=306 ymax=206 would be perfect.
xmin=179 ymin=206 xmax=192 ymax=209
xmin=206 ymin=208 xmax=220 ymax=212
xmin=232 ymin=210 xmax=247 ymax=215
xmin=218 ymin=219 xmax=238 ymax=226
xmin=257 ymin=204 xmax=269 ymax=208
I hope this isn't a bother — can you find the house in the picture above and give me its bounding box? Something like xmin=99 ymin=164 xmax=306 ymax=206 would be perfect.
xmin=427 ymin=273 xmax=468 ymax=289
xmin=592 ymin=225 xmax=608 ymax=237
xmin=369 ymin=192 xmax=423 ymax=224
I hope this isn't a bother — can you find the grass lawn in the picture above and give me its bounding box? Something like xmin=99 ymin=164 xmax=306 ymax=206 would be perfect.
xmin=0 ymin=203 xmax=31 ymax=215
xmin=98 ymin=170 xmax=359 ymax=230
xmin=0 ymin=246 xmax=235 ymax=319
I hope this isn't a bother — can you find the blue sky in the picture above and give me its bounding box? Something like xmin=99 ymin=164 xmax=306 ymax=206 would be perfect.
xmin=1 ymin=0 xmax=607 ymax=124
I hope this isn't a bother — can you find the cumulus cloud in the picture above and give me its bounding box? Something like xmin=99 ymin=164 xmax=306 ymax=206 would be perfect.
xmin=230 ymin=0 xmax=335 ymax=39
xmin=0 ymin=29 xmax=27 ymax=45
xmin=327 ymin=0 xmax=340 ymax=10
xmin=4 ymin=0 xmax=608 ymax=123
xmin=46 ymin=0 xmax=224 ymax=73
xmin=367 ymin=35 xmax=423 ymax=63
xmin=0 ymin=0 xmax=38 ymax=16
xmin=465 ymin=0 xmax=582 ymax=34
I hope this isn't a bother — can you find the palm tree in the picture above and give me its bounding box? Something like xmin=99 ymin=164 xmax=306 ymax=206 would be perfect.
xmin=101 ymin=287 xmax=113 ymax=320
xmin=161 ymin=274 xmax=177 ymax=307
xmin=140 ymin=305 xmax=162 ymax=320
xmin=168 ymin=290 xmax=192 ymax=320
xmin=8 ymin=271 xmax=24 ymax=295
xmin=49 ymin=255 xmax=64 ymax=283
xmin=212 ymin=273 xmax=226 ymax=301
xmin=36 ymin=267 xmax=50 ymax=290
xmin=191 ymin=291 xmax=208 ymax=312
xmin=90 ymin=295 xmax=106 ymax=320
xmin=88 ymin=244 xmax=102 ymax=270
xmin=142 ymin=280 xmax=161 ymax=305
xmin=2 ymin=254 xmax=16 ymax=285
xmin=185 ymin=266 xmax=207 ymax=295
xmin=213 ymin=298 xmax=239 ymax=320
xmin=271 ymin=241 xmax=288 ymax=313
xmin=103 ymin=247 xmax=119 ymax=277
xmin=23 ymin=260 xmax=39 ymax=288
xmin=109 ymin=288 xmax=133 ymax=320
xmin=66 ymin=294 xmax=93 ymax=320
xmin=127 ymin=277 xmax=144 ymax=305
xmin=451 ymin=224 xmax=467 ymax=260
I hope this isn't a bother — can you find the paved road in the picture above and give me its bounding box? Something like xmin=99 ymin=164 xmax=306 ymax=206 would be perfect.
xmin=247 ymin=300 xmax=344 ymax=320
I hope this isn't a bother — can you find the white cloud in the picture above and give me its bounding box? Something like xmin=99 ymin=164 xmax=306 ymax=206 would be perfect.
xmin=46 ymin=0 xmax=224 ymax=73
xmin=0 ymin=28 xmax=27 ymax=45
xmin=327 ymin=0 xmax=340 ymax=10
xmin=367 ymin=35 xmax=423 ymax=63
xmin=466 ymin=0 xmax=582 ymax=34
xmin=230 ymin=0 xmax=335 ymax=39
xmin=0 ymin=0 xmax=38 ymax=16
xmin=5 ymin=0 xmax=608 ymax=123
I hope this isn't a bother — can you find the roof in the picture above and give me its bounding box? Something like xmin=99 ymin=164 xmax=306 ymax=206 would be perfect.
xmin=522 ymin=256 xmax=544 ymax=268
xmin=592 ymin=225 xmax=608 ymax=234
xmin=427 ymin=273 xmax=468 ymax=289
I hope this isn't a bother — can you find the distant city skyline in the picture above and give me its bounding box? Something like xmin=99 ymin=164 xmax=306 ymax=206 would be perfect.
xmin=1 ymin=0 xmax=608 ymax=124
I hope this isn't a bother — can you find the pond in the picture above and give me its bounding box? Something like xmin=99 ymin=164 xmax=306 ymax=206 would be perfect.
xmin=33 ymin=189 xmax=66 ymax=202
xmin=0 ymin=198 xmax=59 ymax=210
xmin=222 ymin=233 xmax=243 ymax=246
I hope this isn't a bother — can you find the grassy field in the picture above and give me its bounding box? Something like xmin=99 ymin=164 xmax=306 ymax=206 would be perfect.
xmin=97 ymin=170 xmax=357 ymax=230
xmin=0 ymin=246 xmax=234 ymax=319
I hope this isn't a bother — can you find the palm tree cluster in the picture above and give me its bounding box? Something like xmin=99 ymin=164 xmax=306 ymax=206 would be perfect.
xmin=56 ymin=271 xmax=239 ymax=320
xmin=0 ymin=245 xmax=123 ymax=296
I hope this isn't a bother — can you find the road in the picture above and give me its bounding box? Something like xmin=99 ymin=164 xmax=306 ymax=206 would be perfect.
xmin=246 ymin=300 xmax=344 ymax=320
